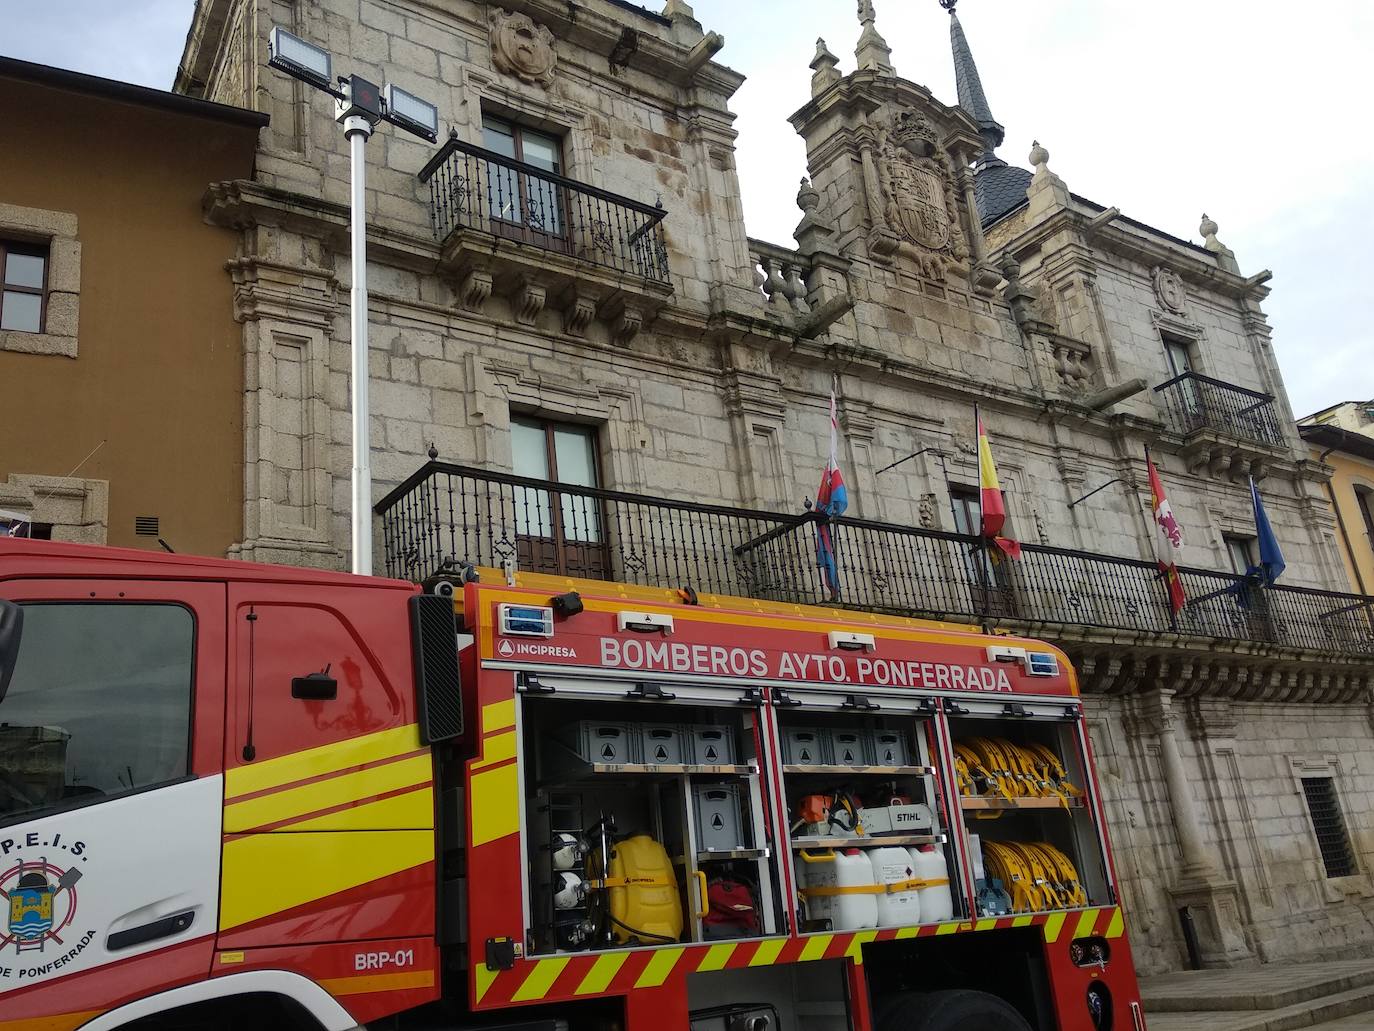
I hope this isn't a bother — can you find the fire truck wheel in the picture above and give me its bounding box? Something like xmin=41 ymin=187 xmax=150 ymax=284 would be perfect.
xmin=874 ymin=989 xmax=1033 ymax=1031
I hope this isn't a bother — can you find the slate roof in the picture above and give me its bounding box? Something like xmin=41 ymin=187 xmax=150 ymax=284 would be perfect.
xmin=974 ymin=160 xmax=1032 ymax=226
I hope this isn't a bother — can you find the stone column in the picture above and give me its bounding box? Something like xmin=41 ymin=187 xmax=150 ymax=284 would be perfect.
xmin=1141 ymin=687 xmax=1256 ymax=967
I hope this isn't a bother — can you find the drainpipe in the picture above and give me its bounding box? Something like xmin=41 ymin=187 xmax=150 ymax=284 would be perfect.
xmin=1318 ymin=444 xmax=1368 ymax=594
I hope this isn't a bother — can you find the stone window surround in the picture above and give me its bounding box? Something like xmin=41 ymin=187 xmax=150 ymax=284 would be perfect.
xmin=0 ymin=203 xmax=80 ymax=359
xmin=1151 ymin=310 xmax=1207 ymax=381
xmin=1288 ymin=756 xmax=1374 ymax=903
xmin=460 ymin=66 xmax=594 ymax=191
xmin=0 ymin=472 xmax=108 ymax=544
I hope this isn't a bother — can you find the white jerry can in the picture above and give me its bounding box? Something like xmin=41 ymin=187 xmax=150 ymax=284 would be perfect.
xmin=799 ymin=848 xmax=877 ymax=930
xmin=867 ymin=845 xmax=922 ymax=927
xmin=909 ymin=844 xmax=954 ymax=923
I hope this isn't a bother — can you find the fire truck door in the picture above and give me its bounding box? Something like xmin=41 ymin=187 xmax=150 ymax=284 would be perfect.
xmin=0 ymin=579 xmax=225 ymax=1007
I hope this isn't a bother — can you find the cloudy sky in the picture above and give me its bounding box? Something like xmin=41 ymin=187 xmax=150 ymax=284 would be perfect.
xmin=3 ymin=0 xmax=1370 ymax=417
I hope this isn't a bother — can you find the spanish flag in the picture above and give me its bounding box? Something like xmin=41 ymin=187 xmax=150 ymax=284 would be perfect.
xmin=977 ymin=408 xmax=1021 ymax=559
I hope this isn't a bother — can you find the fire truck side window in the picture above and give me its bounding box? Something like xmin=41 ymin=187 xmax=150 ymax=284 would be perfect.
xmin=0 ymin=603 xmax=194 ymax=823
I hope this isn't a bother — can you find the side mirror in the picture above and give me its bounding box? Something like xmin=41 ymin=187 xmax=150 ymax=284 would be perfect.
xmin=0 ymin=599 xmax=23 ymax=703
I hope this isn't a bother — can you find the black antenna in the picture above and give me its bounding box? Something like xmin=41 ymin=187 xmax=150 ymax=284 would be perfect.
xmin=242 ymin=607 xmax=258 ymax=761
xmin=157 ymin=538 xmax=176 ymax=553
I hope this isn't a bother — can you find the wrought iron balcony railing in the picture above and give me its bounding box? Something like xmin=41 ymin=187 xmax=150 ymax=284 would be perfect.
xmin=418 ymin=136 xmax=670 ymax=283
xmin=376 ymin=462 xmax=1374 ymax=659
xmin=1154 ymin=371 xmax=1286 ymax=448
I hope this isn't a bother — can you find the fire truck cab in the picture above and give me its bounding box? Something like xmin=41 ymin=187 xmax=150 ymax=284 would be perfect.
xmin=0 ymin=540 xmax=1145 ymax=1031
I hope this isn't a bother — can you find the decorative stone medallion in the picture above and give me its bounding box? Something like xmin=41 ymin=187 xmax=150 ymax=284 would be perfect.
xmin=489 ymin=8 xmax=557 ymax=87
xmin=1152 ymin=266 xmax=1188 ymax=315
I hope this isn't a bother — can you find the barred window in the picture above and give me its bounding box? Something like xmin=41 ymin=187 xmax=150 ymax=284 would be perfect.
xmin=1302 ymin=776 xmax=1356 ymax=878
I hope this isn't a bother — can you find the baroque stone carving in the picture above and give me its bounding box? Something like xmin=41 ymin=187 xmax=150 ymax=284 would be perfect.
xmin=489 ymin=9 xmax=557 ymax=87
xmin=458 ymin=269 xmax=492 ymax=313
xmin=1151 ymin=266 xmax=1188 ymax=315
xmin=515 ymin=280 xmax=546 ymax=325
xmin=562 ymin=292 xmax=596 ymax=336
xmin=872 ymin=111 xmax=969 ymax=280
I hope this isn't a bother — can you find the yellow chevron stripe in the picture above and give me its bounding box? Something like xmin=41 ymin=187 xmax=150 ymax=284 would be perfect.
xmin=635 ymin=948 xmax=684 ymax=988
xmin=936 ymin=922 xmax=960 ymax=935
xmin=799 ymin=934 xmax=833 ymax=962
xmin=1074 ymin=909 xmax=1100 ymax=939
xmin=225 ymin=724 xmax=421 ymax=799
xmin=975 ymin=918 xmax=998 ymax=931
xmin=471 ymin=730 xmax=516 ymax=770
xmin=846 ymin=930 xmax=877 ymax=963
xmin=1042 ymin=911 xmax=1067 ymax=943
xmin=471 ymin=763 xmax=520 ymax=845
xmin=696 ymin=943 xmax=737 ymax=972
xmin=511 ymin=957 xmax=571 ymax=1002
xmin=484 ymin=699 xmax=516 ymax=733
xmin=276 ymin=785 xmax=434 ymax=832
xmin=1105 ymin=908 xmax=1125 ymax=939
xmin=1012 ymin=915 xmax=1034 ymax=928
xmin=220 ymin=829 xmax=432 ymax=930
xmin=750 ymin=939 xmax=787 ymax=966
xmin=225 ymin=754 xmax=433 ymax=831
xmin=576 ymin=951 xmax=631 ymax=995
xmin=474 ymin=961 xmax=500 ymax=1004
xmin=895 ymin=926 xmax=920 ymax=940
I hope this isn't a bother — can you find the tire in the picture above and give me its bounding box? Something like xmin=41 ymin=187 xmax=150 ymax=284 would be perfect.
xmin=874 ymin=989 xmax=1033 ymax=1031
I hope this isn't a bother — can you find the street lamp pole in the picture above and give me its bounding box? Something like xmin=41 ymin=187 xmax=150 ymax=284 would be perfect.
xmin=342 ymin=111 xmax=374 ymax=575
xmin=267 ymin=28 xmax=438 ymax=576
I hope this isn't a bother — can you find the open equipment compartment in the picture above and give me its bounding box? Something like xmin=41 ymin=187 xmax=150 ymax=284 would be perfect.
xmin=948 ymin=698 xmax=1111 ymax=917
xmin=520 ymin=677 xmax=783 ymax=955
xmin=775 ymin=688 xmax=964 ymax=933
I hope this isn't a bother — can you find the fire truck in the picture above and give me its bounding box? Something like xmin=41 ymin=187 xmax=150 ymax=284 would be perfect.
xmin=0 ymin=539 xmax=1145 ymax=1031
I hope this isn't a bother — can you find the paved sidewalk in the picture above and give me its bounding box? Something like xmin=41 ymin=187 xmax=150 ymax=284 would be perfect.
xmin=1140 ymin=959 xmax=1374 ymax=1031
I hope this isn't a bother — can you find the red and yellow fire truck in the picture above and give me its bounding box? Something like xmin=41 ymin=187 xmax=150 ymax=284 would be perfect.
xmin=0 ymin=539 xmax=1145 ymax=1031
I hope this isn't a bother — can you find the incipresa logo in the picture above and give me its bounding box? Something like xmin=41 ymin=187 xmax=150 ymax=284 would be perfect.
xmin=496 ymin=638 xmax=577 ymax=659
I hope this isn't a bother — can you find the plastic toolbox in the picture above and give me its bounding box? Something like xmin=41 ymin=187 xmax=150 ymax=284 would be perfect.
xmin=693 ymin=782 xmax=747 ymax=851
xmin=830 ymin=729 xmax=872 ymax=767
xmin=871 ymin=729 xmax=910 ymax=767
xmin=688 ymin=724 xmax=736 ymax=765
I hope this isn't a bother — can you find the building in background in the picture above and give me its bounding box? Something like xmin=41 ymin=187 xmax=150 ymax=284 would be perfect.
xmin=1300 ymin=401 xmax=1374 ymax=595
xmin=174 ymin=0 xmax=1374 ymax=972
xmin=0 ymin=57 xmax=264 ymax=555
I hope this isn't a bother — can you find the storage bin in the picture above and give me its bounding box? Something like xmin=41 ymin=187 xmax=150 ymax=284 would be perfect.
xmin=558 ymin=721 xmax=637 ymax=764
xmin=872 ymin=730 xmax=909 ymax=767
xmin=782 ymin=727 xmax=830 ymax=766
xmin=689 ymin=725 xmax=736 ymax=765
xmin=831 ymin=729 xmax=871 ymax=767
xmin=694 ymin=782 xmax=747 ymax=851
xmin=638 ymin=724 xmax=687 ymax=765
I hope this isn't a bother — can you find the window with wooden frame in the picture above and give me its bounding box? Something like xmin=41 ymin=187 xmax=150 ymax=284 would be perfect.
xmin=510 ymin=415 xmax=607 ymax=579
xmin=0 ymin=240 xmax=49 ymax=333
xmin=1223 ymin=533 xmax=1257 ymax=576
xmin=481 ymin=113 xmax=566 ymax=243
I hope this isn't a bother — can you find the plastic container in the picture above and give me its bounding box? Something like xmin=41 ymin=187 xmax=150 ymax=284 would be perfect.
xmin=908 ymin=845 xmax=954 ymax=923
xmin=798 ymin=848 xmax=877 ymax=931
xmin=867 ymin=846 xmax=922 ymax=926
xmin=690 ymin=725 xmax=736 ymax=765
xmin=783 ymin=727 xmax=829 ymax=766
xmin=638 ymin=724 xmax=686 ymax=765
xmin=559 ymin=722 xmax=636 ymax=764
xmin=693 ymin=783 xmax=746 ymax=851
xmin=831 ymin=730 xmax=871 ymax=767
xmin=606 ymin=835 xmax=683 ymax=944
xmin=872 ymin=730 xmax=909 ymax=767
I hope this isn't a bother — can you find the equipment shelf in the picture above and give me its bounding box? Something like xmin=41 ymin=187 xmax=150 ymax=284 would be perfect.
xmin=960 ymin=796 xmax=1085 ymax=811
xmin=697 ymin=847 xmax=770 ymax=862
xmin=789 ymin=834 xmax=946 ymax=849
xmin=543 ymin=759 xmax=758 ymax=784
xmin=782 ymin=764 xmax=935 ymax=776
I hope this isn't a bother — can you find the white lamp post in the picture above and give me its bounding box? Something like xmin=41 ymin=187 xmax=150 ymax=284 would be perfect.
xmin=267 ymin=27 xmax=438 ymax=575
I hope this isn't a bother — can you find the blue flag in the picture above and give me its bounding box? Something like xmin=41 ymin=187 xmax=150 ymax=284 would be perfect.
xmin=1247 ymin=477 xmax=1285 ymax=586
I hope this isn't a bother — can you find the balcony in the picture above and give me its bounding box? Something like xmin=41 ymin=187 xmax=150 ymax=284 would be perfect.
xmin=1154 ymin=372 xmax=1286 ymax=449
xmin=418 ymin=137 xmax=672 ymax=338
xmin=376 ymin=462 xmax=1374 ymax=661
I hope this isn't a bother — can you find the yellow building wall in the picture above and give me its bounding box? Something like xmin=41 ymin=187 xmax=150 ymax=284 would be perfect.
xmin=0 ymin=76 xmax=258 ymax=557
xmin=1310 ymin=446 xmax=1374 ymax=595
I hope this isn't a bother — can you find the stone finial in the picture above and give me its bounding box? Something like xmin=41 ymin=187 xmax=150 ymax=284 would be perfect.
xmin=1199 ymin=212 xmax=1240 ymax=274
xmin=810 ymin=37 xmax=842 ymax=96
xmin=794 ymin=176 xmax=840 ymax=258
xmin=797 ymin=177 xmax=820 ymax=214
xmin=1026 ymin=138 xmax=1069 ymax=218
xmin=855 ymin=0 xmax=894 ymax=75
xmin=1029 ymin=139 xmax=1049 ymax=173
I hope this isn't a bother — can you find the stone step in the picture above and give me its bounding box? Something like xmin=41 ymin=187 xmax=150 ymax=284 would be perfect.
xmin=1145 ymin=982 xmax=1374 ymax=1031
xmin=1141 ymin=961 xmax=1374 ymax=1013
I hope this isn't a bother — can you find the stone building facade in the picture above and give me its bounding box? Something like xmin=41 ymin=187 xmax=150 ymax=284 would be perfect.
xmin=175 ymin=0 xmax=1374 ymax=973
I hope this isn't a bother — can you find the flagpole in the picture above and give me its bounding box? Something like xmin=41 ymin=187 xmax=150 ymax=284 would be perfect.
xmin=974 ymin=404 xmax=993 ymax=633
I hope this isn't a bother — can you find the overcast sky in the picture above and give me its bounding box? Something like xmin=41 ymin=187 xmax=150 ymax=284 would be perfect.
xmin=3 ymin=0 xmax=1370 ymax=418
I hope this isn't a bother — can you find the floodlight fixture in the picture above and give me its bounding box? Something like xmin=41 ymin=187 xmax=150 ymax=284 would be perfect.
xmin=383 ymin=83 xmax=439 ymax=143
xmin=268 ymin=27 xmax=335 ymax=94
